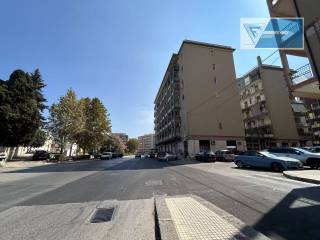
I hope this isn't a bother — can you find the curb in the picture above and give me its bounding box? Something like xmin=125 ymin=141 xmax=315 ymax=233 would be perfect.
xmin=283 ymin=171 xmax=320 ymax=184
xmin=154 ymin=196 xmax=180 ymax=240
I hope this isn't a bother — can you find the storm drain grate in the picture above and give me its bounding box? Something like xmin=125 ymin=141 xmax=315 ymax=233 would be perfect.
xmin=90 ymin=207 xmax=115 ymax=223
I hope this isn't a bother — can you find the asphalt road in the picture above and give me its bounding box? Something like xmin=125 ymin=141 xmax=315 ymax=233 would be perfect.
xmin=0 ymin=156 xmax=319 ymax=240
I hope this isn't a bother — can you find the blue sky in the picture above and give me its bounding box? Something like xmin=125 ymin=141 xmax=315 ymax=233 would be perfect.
xmin=0 ymin=0 xmax=307 ymax=138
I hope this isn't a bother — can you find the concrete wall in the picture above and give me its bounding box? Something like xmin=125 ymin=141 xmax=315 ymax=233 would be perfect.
xmin=260 ymin=66 xmax=300 ymax=140
xmin=296 ymin=0 xmax=320 ymax=27
xmin=178 ymin=43 xmax=245 ymax=139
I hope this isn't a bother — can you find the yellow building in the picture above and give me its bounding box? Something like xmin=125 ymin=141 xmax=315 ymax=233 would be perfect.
xmin=154 ymin=40 xmax=246 ymax=157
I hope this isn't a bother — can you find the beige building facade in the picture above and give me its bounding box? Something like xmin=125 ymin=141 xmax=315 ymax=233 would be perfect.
xmin=238 ymin=57 xmax=312 ymax=150
xmin=137 ymin=133 xmax=155 ymax=154
xmin=154 ymin=40 xmax=246 ymax=157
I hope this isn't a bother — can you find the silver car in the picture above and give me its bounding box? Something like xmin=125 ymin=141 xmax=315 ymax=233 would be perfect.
xmin=158 ymin=152 xmax=177 ymax=162
xmin=100 ymin=152 xmax=113 ymax=160
xmin=265 ymin=147 xmax=320 ymax=169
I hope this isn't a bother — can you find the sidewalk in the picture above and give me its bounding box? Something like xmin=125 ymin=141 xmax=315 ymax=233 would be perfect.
xmin=155 ymin=195 xmax=270 ymax=240
xmin=0 ymin=160 xmax=52 ymax=170
xmin=283 ymin=170 xmax=320 ymax=184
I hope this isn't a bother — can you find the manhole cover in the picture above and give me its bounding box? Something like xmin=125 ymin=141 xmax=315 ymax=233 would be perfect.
xmin=90 ymin=208 xmax=115 ymax=223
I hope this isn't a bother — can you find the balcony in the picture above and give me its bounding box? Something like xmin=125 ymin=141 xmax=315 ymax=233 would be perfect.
xmin=290 ymin=64 xmax=313 ymax=85
xmin=289 ymin=64 xmax=320 ymax=99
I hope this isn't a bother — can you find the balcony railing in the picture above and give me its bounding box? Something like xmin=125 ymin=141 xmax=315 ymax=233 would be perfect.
xmin=290 ymin=63 xmax=313 ymax=84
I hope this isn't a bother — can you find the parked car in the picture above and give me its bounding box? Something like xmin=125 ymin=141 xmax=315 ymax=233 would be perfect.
xmin=157 ymin=152 xmax=177 ymax=162
xmin=149 ymin=153 xmax=156 ymax=158
xmin=307 ymin=146 xmax=320 ymax=153
xmin=100 ymin=152 xmax=113 ymax=160
xmin=195 ymin=151 xmax=215 ymax=162
xmin=215 ymin=150 xmax=235 ymax=161
xmin=264 ymin=147 xmax=320 ymax=169
xmin=135 ymin=154 xmax=142 ymax=158
xmin=72 ymin=154 xmax=92 ymax=161
xmin=112 ymin=152 xmax=123 ymax=158
xmin=32 ymin=150 xmax=50 ymax=160
xmin=0 ymin=151 xmax=6 ymax=161
xmin=235 ymin=151 xmax=303 ymax=172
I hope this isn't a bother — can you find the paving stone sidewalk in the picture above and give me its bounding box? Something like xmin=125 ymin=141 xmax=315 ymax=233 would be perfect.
xmin=156 ymin=195 xmax=270 ymax=240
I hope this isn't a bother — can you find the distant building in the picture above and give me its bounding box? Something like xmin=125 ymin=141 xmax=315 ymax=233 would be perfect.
xmin=154 ymin=40 xmax=246 ymax=157
xmin=112 ymin=133 xmax=129 ymax=149
xmin=138 ymin=134 xmax=155 ymax=154
xmin=237 ymin=56 xmax=312 ymax=150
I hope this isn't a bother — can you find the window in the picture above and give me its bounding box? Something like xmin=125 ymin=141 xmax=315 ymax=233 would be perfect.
xmin=214 ymin=77 xmax=217 ymax=84
xmin=219 ymin=122 xmax=222 ymax=130
xmin=212 ymin=64 xmax=215 ymax=70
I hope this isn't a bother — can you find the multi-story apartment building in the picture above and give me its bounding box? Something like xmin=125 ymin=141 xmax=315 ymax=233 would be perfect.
xmin=112 ymin=133 xmax=129 ymax=149
xmin=266 ymin=0 xmax=320 ymax=145
xmin=137 ymin=133 xmax=155 ymax=154
xmin=266 ymin=0 xmax=320 ymax=99
xmin=154 ymin=40 xmax=246 ymax=157
xmin=238 ymin=56 xmax=312 ymax=150
xmin=305 ymin=99 xmax=320 ymax=145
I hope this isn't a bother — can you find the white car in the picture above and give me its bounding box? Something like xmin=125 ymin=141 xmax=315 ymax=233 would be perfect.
xmin=215 ymin=150 xmax=235 ymax=161
xmin=100 ymin=152 xmax=113 ymax=160
xmin=264 ymin=147 xmax=320 ymax=169
xmin=157 ymin=152 xmax=177 ymax=162
xmin=0 ymin=152 xmax=6 ymax=161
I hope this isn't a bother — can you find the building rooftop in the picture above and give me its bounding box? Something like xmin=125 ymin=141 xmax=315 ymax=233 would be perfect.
xmin=179 ymin=39 xmax=235 ymax=52
xmin=154 ymin=40 xmax=235 ymax=103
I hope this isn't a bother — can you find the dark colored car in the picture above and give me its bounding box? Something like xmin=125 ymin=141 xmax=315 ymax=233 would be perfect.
xmin=149 ymin=153 xmax=156 ymax=158
xmin=32 ymin=150 xmax=50 ymax=160
xmin=112 ymin=152 xmax=124 ymax=158
xmin=135 ymin=154 xmax=142 ymax=158
xmin=195 ymin=151 xmax=215 ymax=162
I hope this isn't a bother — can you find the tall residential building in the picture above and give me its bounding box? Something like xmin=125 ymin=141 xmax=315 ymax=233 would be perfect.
xmin=112 ymin=133 xmax=129 ymax=148
xmin=154 ymin=40 xmax=246 ymax=157
xmin=237 ymin=57 xmax=312 ymax=150
xmin=137 ymin=133 xmax=155 ymax=154
xmin=266 ymin=0 xmax=320 ymax=146
xmin=266 ymin=0 xmax=320 ymax=99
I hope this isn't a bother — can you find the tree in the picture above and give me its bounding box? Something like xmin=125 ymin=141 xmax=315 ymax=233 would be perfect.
xmin=48 ymin=89 xmax=84 ymax=155
xmin=101 ymin=134 xmax=125 ymax=154
xmin=29 ymin=129 xmax=47 ymax=148
xmin=0 ymin=69 xmax=46 ymax=147
xmin=76 ymin=97 xmax=111 ymax=154
xmin=126 ymin=138 xmax=139 ymax=153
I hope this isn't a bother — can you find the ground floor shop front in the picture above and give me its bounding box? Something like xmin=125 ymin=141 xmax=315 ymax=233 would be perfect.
xmin=156 ymin=136 xmax=246 ymax=158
